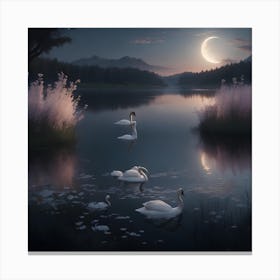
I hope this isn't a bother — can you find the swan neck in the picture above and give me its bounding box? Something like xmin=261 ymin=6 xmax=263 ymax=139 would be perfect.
xmin=130 ymin=113 xmax=135 ymax=123
xmin=177 ymin=193 xmax=184 ymax=209
xmin=139 ymin=169 xmax=148 ymax=181
xmin=105 ymin=197 xmax=111 ymax=206
xmin=142 ymin=171 xmax=148 ymax=181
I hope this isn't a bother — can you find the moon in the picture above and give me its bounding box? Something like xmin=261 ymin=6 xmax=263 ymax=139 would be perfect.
xmin=201 ymin=36 xmax=221 ymax=64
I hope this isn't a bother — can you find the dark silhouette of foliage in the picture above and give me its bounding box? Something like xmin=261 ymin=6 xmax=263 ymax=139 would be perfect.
xmin=28 ymin=28 xmax=71 ymax=63
xmin=29 ymin=58 xmax=165 ymax=87
xmin=179 ymin=60 xmax=251 ymax=87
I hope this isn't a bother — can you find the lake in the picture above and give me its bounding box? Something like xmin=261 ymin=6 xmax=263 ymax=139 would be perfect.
xmin=28 ymin=87 xmax=251 ymax=252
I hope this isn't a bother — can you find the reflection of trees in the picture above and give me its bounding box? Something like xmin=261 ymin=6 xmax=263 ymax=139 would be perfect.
xmin=178 ymin=87 xmax=216 ymax=98
xmin=199 ymin=133 xmax=251 ymax=174
xmin=76 ymin=89 xmax=162 ymax=111
xmin=77 ymin=87 xmax=215 ymax=112
xmin=29 ymin=148 xmax=76 ymax=190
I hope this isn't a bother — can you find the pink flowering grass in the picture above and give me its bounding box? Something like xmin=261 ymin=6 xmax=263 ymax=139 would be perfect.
xmin=199 ymin=79 xmax=251 ymax=136
xmin=29 ymin=73 xmax=86 ymax=148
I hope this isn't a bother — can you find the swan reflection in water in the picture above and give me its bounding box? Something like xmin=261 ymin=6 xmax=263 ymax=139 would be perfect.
xmin=144 ymin=213 xmax=183 ymax=231
xmin=120 ymin=182 xmax=145 ymax=193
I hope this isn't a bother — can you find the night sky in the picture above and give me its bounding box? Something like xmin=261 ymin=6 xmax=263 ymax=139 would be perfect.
xmin=46 ymin=28 xmax=252 ymax=75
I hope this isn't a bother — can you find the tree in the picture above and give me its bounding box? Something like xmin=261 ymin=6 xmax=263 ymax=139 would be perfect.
xmin=28 ymin=28 xmax=71 ymax=63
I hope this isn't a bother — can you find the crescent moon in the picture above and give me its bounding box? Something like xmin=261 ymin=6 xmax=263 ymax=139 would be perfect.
xmin=201 ymin=36 xmax=221 ymax=64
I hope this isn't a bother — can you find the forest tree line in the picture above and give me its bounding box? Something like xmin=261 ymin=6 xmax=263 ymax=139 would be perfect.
xmin=29 ymin=57 xmax=252 ymax=88
xmin=29 ymin=58 xmax=166 ymax=87
xmin=178 ymin=60 xmax=252 ymax=87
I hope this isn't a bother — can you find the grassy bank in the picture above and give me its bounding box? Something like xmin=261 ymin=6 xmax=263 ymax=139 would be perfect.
xmin=199 ymin=106 xmax=251 ymax=136
xmin=28 ymin=73 xmax=85 ymax=150
xmin=29 ymin=120 xmax=76 ymax=150
xmin=198 ymin=82 xmax=251 ymax=137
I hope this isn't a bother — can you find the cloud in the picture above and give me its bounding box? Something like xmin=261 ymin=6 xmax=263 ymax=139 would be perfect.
xmin=194 ymin=31 xmax=217 ymax=37
xmin=232 ymin=37 xmax=248 ymax=44
xmin=237 ymin=45 xmax=252 ymax=51
xmin=222 ymin=58 xmax=237 ymax=64
xmin=130 ymin=37 xmax=165 ymax=45
xmin=232 ymin=37 xmax=252 ymax=52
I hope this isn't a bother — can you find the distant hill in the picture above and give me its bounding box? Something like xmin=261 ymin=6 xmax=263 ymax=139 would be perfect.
xmin=162 ymin=72 xmax=192 ymax=86
xmin=29 ymin=58 xmax=166 ymax=87
xmin=29 ymin=56 xmax=252 ymax=89
xmin=178 ymin=57 xmax=252 ymax=87
xmin=72 ymin=55 xmax=168 ymax=74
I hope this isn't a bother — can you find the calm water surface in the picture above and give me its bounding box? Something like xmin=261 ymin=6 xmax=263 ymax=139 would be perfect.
xmin=28 ymin=88 xmax=251 ymax=251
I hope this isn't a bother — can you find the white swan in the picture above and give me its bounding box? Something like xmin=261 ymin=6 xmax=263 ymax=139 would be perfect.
xmin=117 ymin=122 xmax=137 ymax=141
xmin=135 ymin=188 xmax=184 ymax=219
xmin=87 ymin=194 xmax=111 ymax=211
xmin=115 ymin=112 xmax=136 ymax=125
xmin=111 ymin=166 xmax=148 ymax=183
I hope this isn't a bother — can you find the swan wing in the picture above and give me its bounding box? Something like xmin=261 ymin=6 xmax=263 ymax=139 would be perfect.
xmin=88 ymin=202 xmax=107 ymax=210
xmin=143 ymin=200 xmax=172 ymax=212
xmin=115 ymin=119 xmax=130 ymax=125
xmin=117 ymin=169 xmax=146 ymax=182
xmin=123 ymin=169 xmax=140 ymax=177
xmin=111 ymin=170 xmax=123 ymax=177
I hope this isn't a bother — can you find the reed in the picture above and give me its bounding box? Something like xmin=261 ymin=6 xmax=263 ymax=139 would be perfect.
xmin=199 ymin=78 xmax=251 ymax=136
xmin=28 ymin=73 xmax=86 ymax=148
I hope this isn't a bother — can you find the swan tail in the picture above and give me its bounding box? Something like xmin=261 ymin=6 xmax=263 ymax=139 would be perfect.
xmin=135 ymin=207 xmax=145 ymax=213
xmin=111 ymin=170 xmax=123 ymax=177
xmin=117 ymin=135 xmax=133 ymax=140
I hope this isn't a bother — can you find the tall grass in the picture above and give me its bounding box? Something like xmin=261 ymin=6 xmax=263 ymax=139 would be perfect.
xmin=199 ymin=78 xmax=251 ymax=136
xmin=29 ymin=73 xmax=86 ymax=148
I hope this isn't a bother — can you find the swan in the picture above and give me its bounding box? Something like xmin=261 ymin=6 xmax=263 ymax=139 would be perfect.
xmin=117 ymin=122 xmax=137 ymax=141
xmin=87 ymin=194 xmax=111 ymax=211
xmin=111 ymin=166 xmax=148 ymax=183
xmin=135 ymin=188 xmax=184 ymax=219
xmin=115 ymin=112 xmax=136 ymax=125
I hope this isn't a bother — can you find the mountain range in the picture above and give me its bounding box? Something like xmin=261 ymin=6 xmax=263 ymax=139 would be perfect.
xmin=72 ymin=55 xmax=169 ymax=74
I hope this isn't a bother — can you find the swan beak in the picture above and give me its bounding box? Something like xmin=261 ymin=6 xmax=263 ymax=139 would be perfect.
xmin=182 ymin=190 xmax=184 ymax=196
